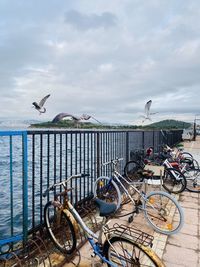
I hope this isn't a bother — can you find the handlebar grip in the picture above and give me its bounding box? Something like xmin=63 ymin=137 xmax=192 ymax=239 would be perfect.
xmin=42 ymin=185 xmax=54 ymax=197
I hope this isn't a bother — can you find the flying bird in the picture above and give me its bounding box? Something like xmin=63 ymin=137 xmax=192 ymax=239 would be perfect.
xmin=141 ymin=100 xmax=157 ymax=123
xmin=32 ymin=94 xmax=50 ymax=114
xmin=52 ymin=113 xmax=101 ymax=125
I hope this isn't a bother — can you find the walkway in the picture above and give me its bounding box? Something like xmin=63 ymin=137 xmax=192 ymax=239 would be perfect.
xmin=63 ymin=137 xmax=200 ymax=267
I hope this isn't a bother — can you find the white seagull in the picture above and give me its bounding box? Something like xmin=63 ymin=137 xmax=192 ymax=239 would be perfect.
xmin=32 ymin=94 xmax=50 ymax=114
xmin=141 ymin=100 xmax=157 ymax=123
xmin=52 ymin=113 xmax=101 ymax=126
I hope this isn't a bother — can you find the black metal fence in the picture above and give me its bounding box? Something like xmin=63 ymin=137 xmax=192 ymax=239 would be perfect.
xmin=0 ymin=129 xmax=182 ymax=254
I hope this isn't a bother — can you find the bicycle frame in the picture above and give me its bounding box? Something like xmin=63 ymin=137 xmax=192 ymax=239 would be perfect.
xmin=104 ymin=161 xmax=164 ymax=214
xmin=44 ymin=175 xmax=126 ymax=267
xmin=162 ymin=159 xmax=187 ymax=180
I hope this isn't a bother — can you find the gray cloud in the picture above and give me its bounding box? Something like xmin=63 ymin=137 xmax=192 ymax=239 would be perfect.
xmin=0 ymin=0 xmax=199 ymax=124
xmin=64 ymin=10 xmax=117 ymax=30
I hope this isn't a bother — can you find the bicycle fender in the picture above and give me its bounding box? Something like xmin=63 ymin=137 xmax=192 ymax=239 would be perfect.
xmin=138 ymin=244 xmax=166 ymax=267
xmin=62 ymin=209 xmax=80 ymax=238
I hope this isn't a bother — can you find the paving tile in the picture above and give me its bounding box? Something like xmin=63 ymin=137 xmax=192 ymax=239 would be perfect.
xmin=167 ymin=232 xmax=199 ymax=250
xmin=163 ymin=261 xmax=187 ymax=267
xmin=163 ymin=244 xmax=198 ymax=266
xmin=179 ymin=195 xmax=199 ymax=204
xmin=179 ymin=222 xmax=198 ymax=235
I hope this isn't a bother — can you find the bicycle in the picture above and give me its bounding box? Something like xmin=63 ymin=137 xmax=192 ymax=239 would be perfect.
xmin=43 ymin=174 xmax=165 ymax=266
xmin=94 ymin=159 xmax=184 ymax=235
xmin=124 ymin=150 xmax=188 ymax=194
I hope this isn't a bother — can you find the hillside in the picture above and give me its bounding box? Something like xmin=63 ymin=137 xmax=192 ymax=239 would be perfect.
xmin=141 ymin=120 xmax=191 ymax=130
xmin=29 ymin=119 xmax=191 ymax=130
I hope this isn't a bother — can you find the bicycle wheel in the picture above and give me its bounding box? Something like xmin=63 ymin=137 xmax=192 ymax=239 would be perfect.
xmin=162 ymin=167 xmax=187 ymax=193
xmin=184 ymin=169 xmax=200 ymax=192
xmin=44 ymin=201 xmax=76 ymax=254
xmin=124 ymin=160 xmax=144 ymax=183
xmin=103 ymin=236 xmax=165 ymax=267
xmin=181 ymin=152 xmax=193 ymax=159
xmin=143 ymin=191 xmax=184 ymax=235
xmin=93 ymin=176 xmax=121 ymax=210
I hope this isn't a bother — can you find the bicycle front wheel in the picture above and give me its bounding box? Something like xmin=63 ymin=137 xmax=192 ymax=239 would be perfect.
xmin=144 ymin=191 xmax=184 ymax=235
xmin=44 ymin=201 xmax=76 ymax=254
xmin=162 ymin=168 xmax=187 ymax=193
xmin=103 ymin=236 xmax=165 ymax=267
xmin=93 ymin=176 xmax=121 ymax=210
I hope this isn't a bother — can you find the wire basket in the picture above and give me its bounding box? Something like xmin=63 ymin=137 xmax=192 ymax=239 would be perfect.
xmin=104 ymin=223 xmax=154 ymax=247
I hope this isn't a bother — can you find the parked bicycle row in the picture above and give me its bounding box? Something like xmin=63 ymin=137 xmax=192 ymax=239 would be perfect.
xmin=125 ymin=144 xmax=200 ymax=194
xmin=41 ymin=143 xmax=199 ymax=266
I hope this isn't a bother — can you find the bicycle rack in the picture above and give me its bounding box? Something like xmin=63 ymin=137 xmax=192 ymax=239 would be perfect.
xmin=0 ymin=236 xmax=52 ymax=267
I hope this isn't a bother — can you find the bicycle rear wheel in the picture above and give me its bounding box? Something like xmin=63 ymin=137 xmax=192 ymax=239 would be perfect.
xmin=143 ymin=191 xmax=184 ymax=235
xmin=162 ymin=168 xmax=187 ymax=193
xmin=44 ymin=201 xmax=76 ymax=254
xmin=124 ymin=160 xmax=144 ymax=183
xmin=103 ymin=236 xmax=165 ymax=267
xmin=93 ymin=176 xmax=121 ymax=210
xmin=185 ymin=169 xmax=200 ymax=192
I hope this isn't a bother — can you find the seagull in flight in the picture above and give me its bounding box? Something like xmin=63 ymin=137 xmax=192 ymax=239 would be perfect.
xmin=32 ymin=94 xmax=50 ymax=114
xmin=52 ymin=113 xmax=101 ymax=125
xmin=141 ymin=100 xmax=157 ymax=123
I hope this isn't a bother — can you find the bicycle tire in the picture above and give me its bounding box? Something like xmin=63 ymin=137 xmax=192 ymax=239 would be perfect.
xmin=93 ymin=176 xmax=121 ymax=210
xmin=44 ymin=201 xmax=76 ymax=254
xmin=103 ymin=236 xmax=165 ymax=267
xmin=181 ymin=152 xmax=193 ymax=159
xmin=184 ymin=169 xmax=200 ymax=192
xmin=162 ymin=167 xmax=187 ymax=193
xmin=124 ymin=160 xmax=144 ymax=183
xmin=143 ymin=191 xmax=184 ymax=235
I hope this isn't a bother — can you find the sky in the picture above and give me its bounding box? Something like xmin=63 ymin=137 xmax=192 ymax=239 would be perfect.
xmin=1 ymin=0 xmax=200 ymax=125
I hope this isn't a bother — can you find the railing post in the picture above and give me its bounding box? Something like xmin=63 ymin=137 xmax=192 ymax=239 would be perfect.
xmin=22 ymin=131 xmax=28 ymax=243
xmin=96 ymin=132 xmax=101 ymax=178
xmin=125 ymin=131 xmax=129 ymax=162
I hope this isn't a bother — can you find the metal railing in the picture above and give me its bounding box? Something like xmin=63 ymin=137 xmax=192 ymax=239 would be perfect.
xmin=0 ymin=129 xmax=182 ymax=255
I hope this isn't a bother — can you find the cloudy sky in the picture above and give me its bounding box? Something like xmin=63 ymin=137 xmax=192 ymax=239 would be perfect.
xmin=1 ymin=0 xmax=200 ymax=125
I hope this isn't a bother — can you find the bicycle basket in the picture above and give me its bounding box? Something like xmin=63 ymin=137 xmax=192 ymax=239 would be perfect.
xmin=104 ymin=223 xmax=154 ymax=247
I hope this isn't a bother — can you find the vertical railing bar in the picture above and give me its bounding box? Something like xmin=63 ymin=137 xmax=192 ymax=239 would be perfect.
xmin=75 ymin=133 xmax=78 ymax=204
xmin=65 ymin=133 xmax=68 ymax=179
xmin=96 ymin=132 xmax=100 ymax=178
xmin=87 ymin=133 xmax=89 ymax=197
xmin=83 ymin=133 xmax=86 ymax=199
xmin=47 ymin=134 xmax=50 ymax=202
xmin=60 ymin=134 xmax=62 ymax=182
xmin=70 ymin=133 xmax=73 ymax=203
xmin=22 ymin=131 xmax=28 ymax=243
xmin=79 ymin=133 xmax=82 ymax=202
xmin=54 ymin=134 xmax=57 ymax=198
xmin=9 ymin=136 xmax=13 ymax=238
xmin=32 ymin=134 xmax=35 ymax=233
xmin=60 ymin=134 xmax=63 ymax=196
xmin=40 ymin=134 xmax=43 ymax=225
xmin=90 ymin=133 xmax=93 ymax=194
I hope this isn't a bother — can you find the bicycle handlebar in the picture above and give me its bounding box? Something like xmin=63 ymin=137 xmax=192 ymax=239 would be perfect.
xmin=42 ymin=173 xmax=90 ymax=197
xmin=102 ymin=158 xmax=124 ymax=166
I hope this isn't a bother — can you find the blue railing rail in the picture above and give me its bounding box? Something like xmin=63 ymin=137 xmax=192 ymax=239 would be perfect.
xmin=0 ymin=129 xmax=182 ymax=254
xmin=0 ymin=131 xmax=28 ymax=251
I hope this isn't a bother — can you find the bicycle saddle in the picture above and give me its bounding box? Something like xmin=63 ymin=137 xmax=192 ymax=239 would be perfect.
xmin=94 ymin=198 xmax=117 ymax=217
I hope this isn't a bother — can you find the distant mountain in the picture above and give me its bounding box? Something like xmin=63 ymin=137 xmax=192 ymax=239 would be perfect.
xmin=141 ymin=120 xmax=191 ymax=130
xmin=29 ymin=119 xmax=191 ymax=130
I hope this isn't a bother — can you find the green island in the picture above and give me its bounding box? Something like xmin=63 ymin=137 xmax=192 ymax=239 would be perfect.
xmin=30 ymin=119 xmax=191 ymax=130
